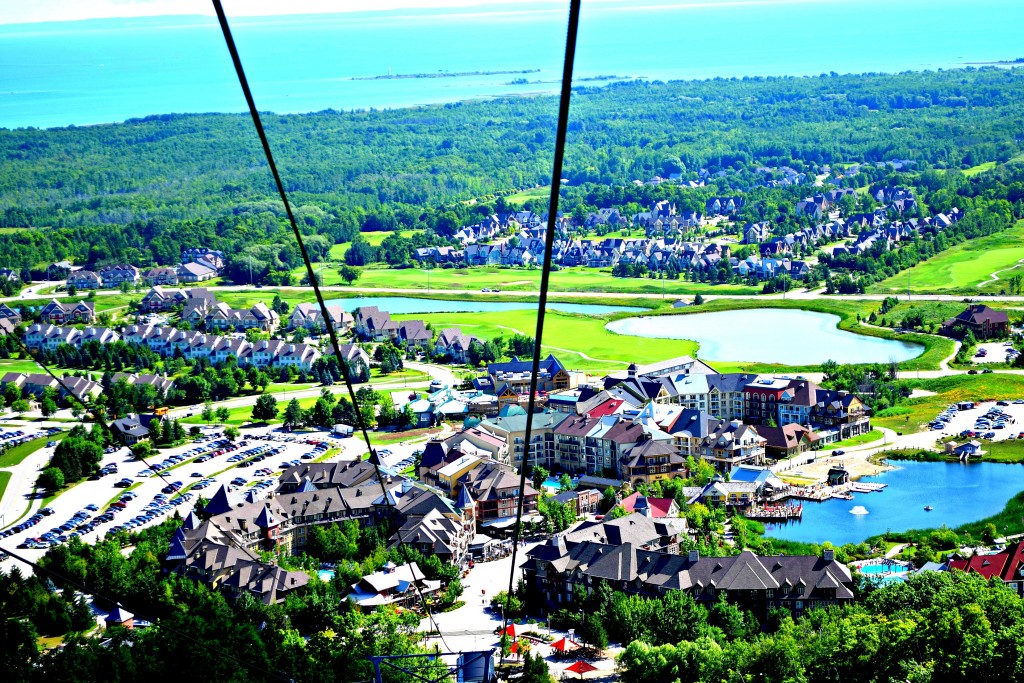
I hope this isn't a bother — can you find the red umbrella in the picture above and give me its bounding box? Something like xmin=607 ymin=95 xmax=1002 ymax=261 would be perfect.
xmin=565 ymin=660 xmax=599 ymax=678
xmin=551 ymin=637 xmax=577 ymax=652
xmin=509 ymin=641 xmax=520 ymax=655
xmin=502 ymin=624 xmax=516 ymax=638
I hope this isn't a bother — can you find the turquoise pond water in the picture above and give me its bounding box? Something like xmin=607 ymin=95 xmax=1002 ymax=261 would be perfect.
xmin=765 ymin=461 xmax=1024 ymax=546
xmin=606 ymin=309 xmax=923 ymax=365
xmin=2 ymin=0 xmax=1022 ymax=128
xmin=318 ymin=570 xmax=335 ymax=582
xmin=323 ymin=296 xmax=643 ymax=316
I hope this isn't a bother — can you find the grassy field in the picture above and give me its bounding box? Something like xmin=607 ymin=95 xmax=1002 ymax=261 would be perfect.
xmin=829 ymin=428 xmax=884 ymax=449
xmin=868 ymin=220 xmax=1024 ymax=294
xmin=348 ymin=265 xmax=759 ymax=295
xmin=0 ymin=434 xmax=63 ymax=468
xmin=504 ymin=186 xmax=550 ymax=206
xmin=874 ymin=373 xmax=1024 ymax=432
xmin=180 ymin=396 xmax=320 ymax=426
xmin=0 ymin=357 xmax=46 ymax=375
xmin=328 ymin=230 xmax=415 ymax=261
xmin=962 ymin=161 xmax=997 ymax=177
xmin=396 ymin=308 xmax=696 ymax=374
xmin=0 ymin=471 xmax=10 ymax=501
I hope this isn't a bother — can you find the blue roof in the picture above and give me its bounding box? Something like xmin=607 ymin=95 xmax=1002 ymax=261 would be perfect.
xmin=729 ymin=466 xmax=773 ymax=485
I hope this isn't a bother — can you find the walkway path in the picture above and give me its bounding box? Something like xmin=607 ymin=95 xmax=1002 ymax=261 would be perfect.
xmin=978 ymin=256 xmax=1024 ymax=289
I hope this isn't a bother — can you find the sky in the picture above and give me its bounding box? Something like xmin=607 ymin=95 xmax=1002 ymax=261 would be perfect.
xmin=1 ymin=0 xmax=832 ymax=26
xmin=3 ymin=0 xmax=554 ymax=25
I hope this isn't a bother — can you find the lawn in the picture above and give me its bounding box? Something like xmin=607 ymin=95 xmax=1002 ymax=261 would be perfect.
xmin=874 ymin=373 xmax=1024 ymax=432
xmin=829 ymin=428 xmax=884 ymax=449
xmin=0 ymin=471 xmax=10 ymax=502
xmin=962 ymin=161 xmax=997 ymax=177
xmin=868 ymin=219 xmax=1024 ymax=294
xmin=0 ymin=434 xmax=63 ymax=468
xmin=395 ymin=308 xmax=696 ymax=374
xmin=0 ymin=357 xmax=46 ymax=375
xmin=326 ymin=230 xmax=414 ymax=262
xmin=504 ymin=186 xmax=551 ymax=206
xmin=349 ymin=265 xmax=759 ymax=295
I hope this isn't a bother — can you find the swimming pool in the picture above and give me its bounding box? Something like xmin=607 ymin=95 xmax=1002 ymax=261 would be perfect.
xmin=318 ymin=570 xmax=335 ymax=582
xmin=854 ymin=561 xmax=911 ymax=584
xmin=542 ymin=476 xmax=577 ymax=490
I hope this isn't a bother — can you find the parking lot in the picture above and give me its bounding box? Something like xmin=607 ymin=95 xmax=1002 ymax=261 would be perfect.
xmin=0 ymin=424 xmax=362 ymax=570
xmin=973 ymin=341 xmax=1020 ymax=364
xmin=927 ymin=399 xmax=1024 ymax=441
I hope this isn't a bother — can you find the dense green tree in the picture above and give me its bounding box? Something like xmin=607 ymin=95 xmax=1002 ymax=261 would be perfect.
xmin=251 ymin=393 xmax=278 ymax=422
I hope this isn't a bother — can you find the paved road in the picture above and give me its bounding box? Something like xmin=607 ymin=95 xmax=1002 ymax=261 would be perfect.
xmin=163 ymin=362 xmax=452 ymax=420
xmin=6 ymin=282 xmax=1024 ymax=305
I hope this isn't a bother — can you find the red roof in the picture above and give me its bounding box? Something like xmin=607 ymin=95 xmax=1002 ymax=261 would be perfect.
xmin=618 ymin=492 xmax=675 ymax=518
xmin=585 ymin=398 xmax=624 ymax=418
xmin=948 ymin=541 xmax=1024 ymax=581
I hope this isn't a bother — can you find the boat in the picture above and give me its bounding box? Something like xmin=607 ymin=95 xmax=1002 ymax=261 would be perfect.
xmin=924 ymin=506 xmax=933 ymax=511
xmin=849 ymin=505 xmax=869 ymax=515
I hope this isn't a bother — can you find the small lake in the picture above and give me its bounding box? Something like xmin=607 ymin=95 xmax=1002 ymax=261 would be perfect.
xmin=765 ymin=461 xmax=1024 ymax=546
xmin=605 ymin=309 xmax=922 ymax=365
xmin=323 ymin=296 xmax=645 ymax=316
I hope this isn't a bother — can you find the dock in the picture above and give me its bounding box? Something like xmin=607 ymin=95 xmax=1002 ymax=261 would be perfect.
xmin=779 ymin=481 xmax=886 ymax=503
xmin=746 ymin=503 xmax=803 ymax=521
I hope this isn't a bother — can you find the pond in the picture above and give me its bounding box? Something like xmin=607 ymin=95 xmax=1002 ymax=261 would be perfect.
xmin=323 ymin=296 xmax=646 ymax=316
xmin=605 ymin=308 xmax=922 ymax=365
xmin=765 ymin=460 xmax=1024 ymax=546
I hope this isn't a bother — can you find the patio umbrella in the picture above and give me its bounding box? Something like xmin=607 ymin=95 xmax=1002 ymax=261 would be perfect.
xmin=502 ymin=624 xmax=516 ymax=638
xmin=551 ymin=637 xmax=577 ymax=652
xmin=565 ymin=660 xmax=599 ymax=679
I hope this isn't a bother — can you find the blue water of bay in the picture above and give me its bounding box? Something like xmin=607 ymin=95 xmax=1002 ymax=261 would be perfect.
xmin=1 ymin=0 xmax=1021 ymax=129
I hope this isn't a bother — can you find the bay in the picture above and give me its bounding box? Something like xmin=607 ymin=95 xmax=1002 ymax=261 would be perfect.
xmin=764 ymin=460 xmax=1024 ymax=546
xmin=1 ymin=0 xmax=1022 ymax=129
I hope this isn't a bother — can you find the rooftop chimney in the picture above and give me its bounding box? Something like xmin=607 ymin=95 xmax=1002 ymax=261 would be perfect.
xmin=823 ymin=548 xmax=835 ymax=562
xmin=688 ymin=549 xmax=700 ymax=562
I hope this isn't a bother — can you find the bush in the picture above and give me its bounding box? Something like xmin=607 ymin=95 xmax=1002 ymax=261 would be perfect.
xmin=38 ymin=467 xmax=65 ymax=491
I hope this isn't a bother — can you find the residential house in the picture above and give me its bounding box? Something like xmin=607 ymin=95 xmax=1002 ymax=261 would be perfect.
xmin=461 ymin=462 xmax=539 ymax=523
xmin=66 ymin=270 xmax=101 ymax=290
xmin=700 ymin=419 xmax=767 ymax=472
xmin=564 ymin=513 xmax=686 ymax=551
xmin=487 ymin=354 xmax=573 ymax=399
xmin=98 ymin=264 xmax=140 ymax=289
xmin=942 ymin=304 xmax=1010 ymax=340
xmin=0 ymin=303 xmax=22 ymax=326
xmin=177 ymin=262 xmax=217 ymax=282
xmin=434 ymin=327 xmax=481 ymax=363
xmin=140 ymin=286 xmax=187 ymax=311
xmin=354 ymin=306 xmax=399 ymax=342
xmin=1 ymin=372 xmax=59 ymax=399
xmin=142 ymin=267 xmax=179 ymax=286
xmin=347 ymin=562 xmax=441 ymax=611
xmin=616 ymin=492 xmax=679 ymax=518
xmin=754 ymin=423 xmax=819 ymax=460
xmin=620 ymin=438 xmax=687 ymax=487
xmin=287 ymin=303 xmax=352 ymax=332
xmin=398 ymin=320 xmax=432 ymax=350
xmin=948 ymin=541 xmax=1024 ymax=596
xmin=523 ymin=540 xmax=853 ymax=619
xmin=38 ymin=299 xmax=95 ymax=324
xmin=110 ymin=413 xmax=162 ymax=445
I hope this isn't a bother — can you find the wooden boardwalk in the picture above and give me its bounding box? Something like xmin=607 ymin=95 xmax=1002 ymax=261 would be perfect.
xmin=746 ymin=503 xmax=803 ymax=521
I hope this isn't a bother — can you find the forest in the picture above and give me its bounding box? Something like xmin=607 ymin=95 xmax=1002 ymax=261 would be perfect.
xmin=0 ymin=67 xmax=1023 ymax=277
